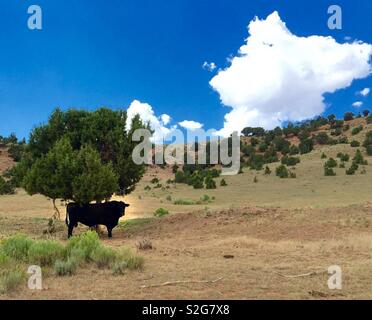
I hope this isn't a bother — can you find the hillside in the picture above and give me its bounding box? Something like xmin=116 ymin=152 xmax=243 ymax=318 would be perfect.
xmin=0 ymin=147 xmax=14 ymax=174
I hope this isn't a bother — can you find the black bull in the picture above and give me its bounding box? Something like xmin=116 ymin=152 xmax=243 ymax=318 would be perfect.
xmin=66 ymin=201 xmax=129 ymax=238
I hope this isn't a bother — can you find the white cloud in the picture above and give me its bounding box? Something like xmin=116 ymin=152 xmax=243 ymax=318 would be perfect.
xmin=358 ymin=88 xmax=370 ymax=97
xmin=178 ymin=120 xmax=204 ymax=131
xmin=352 ymin=101 xmax=363 ymax=108
xmin=161 ymin=114 xmax=171 ymax=125
xmin=203 ymin=61 xmax=217 ymax=72
xmin=126 ymin=100 xmax=176 ymax=142
xmin=210 ymin=11 xmax=372 ymax=137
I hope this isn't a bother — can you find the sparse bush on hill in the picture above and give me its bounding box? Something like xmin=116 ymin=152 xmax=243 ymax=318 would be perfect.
xmin=299 ymin=139 xmax=313 ymax=155
xmin=337 ymin=153 xmax=350 ymax=162
xmin=321 ymin=153 xmax=327 ymax=159
xmin=353 ymin=150 xmax=368 ymax=165
xmin=351 ymin=140 xmax=361 ymax=148
xmin=0 ymin=176 xmax=15 ymax=195
xmin=352 ymin=126 xmax=363 ymax=136
xmin=344 ymin=112 xmax=355 ymax=121
xmin=205 ymin=176 xmax=217 ymax=189
xmin=324 ymin=167 xmax=336 ymax=176
xmin=154 ymin=208 xmax=169 ymax=218
xmin=151 ymin=177 xmax=160 ymax=184
xmin=324 ymin=158 xmax=338 ymax=168
xmin=363 ymin=110 xmax=370 ymax=117
xmin=331 ymin=128 xmax=342 ymax=136
xmin=264 ymin=166 xmax=271 ymax=175
xmin=281 ymin=156 xmax=300 ymax=166
xmin=276 ymin=165 xmax=289 ymax=178
xmin=338 ymin=136 xmax=349 ymax=144
xmin=346 ymin=162 xmax=359 ymax=175
xmin=220 ymin=179 xmax=228 ymax=186
xmin=289 ymin=145 xmax=299 ymax=155
xmin=315 ymin=132 xmax=330 ymax=145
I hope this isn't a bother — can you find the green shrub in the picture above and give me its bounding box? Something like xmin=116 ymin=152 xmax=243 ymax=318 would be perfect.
xmin=289 ymin=145 xmax=300 ymax=155
xmin=337 ymin=153 xmax=350 ymax=162
xmin=350 ymin=140 xmax=360 ymax=148
xmin=166 ymin=195 xmax=172 ymax=202
xmin=151 ymin=178 xmax=160 ymax=184
xmin=324 ymin=167 xmax=336 ymax=176
xmin=144 ymin=185 xmax=151 ymax=191
xmin=0 ymin=176 xmax=15 ymax=195
xmin=338 ymin=136 xmax=349 ymax=144
xmin=91 ymin=246 xmax=117 ymax=269
xmin=1 ymin=234 xmax=33 ymax=262
xmin=200 ymin=194 xmax=211 ymax=202
xmin=276 ymin=165 xmax=289 ymax=178
xmin=28 ymin=240 xmax=64 ymax=266
xmin=321 ymin=153 xmax=327 ymax=159
xmin=154 ymin=208 xmax=169 ymax=218
xmin=54 ymin=259 xmax=77 ymax=276
xmin=324 ymin=158 xmax=338 ymax=168
xmin=351 ymin=126 xmax=363 ymax=136
xmin=264 ymin=166 xmax=271 ymax=175
xmin=366 ymin=145 xmax=372 ymax=156
xmin=205 ymin=176 xmax=217 ymax=189
xmin=220 ymin=179 xmax=228 ymax=186
xmin=64 ymin=231 xmax=101 ymax=262
xmin=353 ymin=150 xmax=368 ymax=165
xmin=281 ymin=156 xmax=300 ymax=166
xmin=117 ymin=248 xmax=144 ymax=270
xmin=173 ymin=199 xmax=196 ymax=205
xmin=112 ymin=261 xmax=127 ymax=276
xmin=0 ymin=269 xmax=25 ymax=294
xmin=346 ymin=162 xmax=359 ymax=175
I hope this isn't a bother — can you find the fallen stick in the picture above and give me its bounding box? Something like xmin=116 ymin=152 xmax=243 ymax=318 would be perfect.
xmin=275 ymin=270 xmax=327 ymax=278
xmin=140 ymin=277 xmax=223 ymax=289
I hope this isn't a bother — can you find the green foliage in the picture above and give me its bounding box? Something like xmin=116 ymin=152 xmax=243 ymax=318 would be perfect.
xmin=350 ymin=140 xmax=361 ymax=148
xmin=314 ymin=132 xmax=329 ymax=145
xmin=220 ymin=179 xmax=228 ymax=186
xmin=24 ymin=139 xmax=118 ymax=205
xmin=0 ymin=176 xmax=15 ymax=195
xmin=116 ymin=248 xmax=144 ymax=271
xmin=173 ymin=199 xmax=196 ymax=205
xmin=324 ymin=158 xmax=338 ymax=168
xmin=151 ymin=177 xmax=160 ymax=184
xmin=64 ymin=231 xmax=101 ymax=263
xmin=91 ymin=246 xmax=117 ymax=269
xmin=24 ymin=108 xmax=146 ymax=196
xmin=28 ymin=240 xmax=64 ymax=266
xmin=112 ymin=261 xmax=128 ymax=276
xmin=289 ymin=145 xmax=300 ymax=155
xmin=346 ymin=163 xmax=359 ymax=175
xmin=205 ymin=176 xmax=217 ymax=189
xmin=264 ymin=166 xmax=271 ymax=175
xmin=144 ymin=185 xmax=151 ymax=191
xmin=324 ymin=167 xmax=336 ymax=176
xmin=344 ymin=112 xmax=354 ymax=121
xmin=1 ymin=234 xmax=33 ymax=262
xmin=154 ymin=208 xmax=169 ymax=218
xmin=353 ymin=150 xmax=367 ymax=165
xmin=338 ymin=136 xmax=349 ymax=144
xmin=0 ymin=269 xmax=25 ymax=294
xmin=281 ymin=156 xmax=300 ymax=166
xmin=191 ymin=172 xmax=204 ymax=189
xmin=352 ymin=126 xmax=363 ymax=136
xmin=54 ymin=259 xmax=77 ymax=276
xmin=321 ymin=153 xmax=327 ymax=159
xmin=275 ymin=165 xmax=289 ymax=178
xmin=299 ymin=139 xmax=314 ymax=154
xmin=337 ymin=153 xmax=350 ymax=162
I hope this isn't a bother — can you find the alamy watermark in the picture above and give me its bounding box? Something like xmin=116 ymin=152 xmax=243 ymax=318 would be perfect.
xmin=27 ymin=265 xmax=43 ymax=290
xmin=132 ymin=129 xmax=241 ymax=175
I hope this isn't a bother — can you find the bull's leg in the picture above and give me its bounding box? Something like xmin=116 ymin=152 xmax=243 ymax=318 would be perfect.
xmin=107 ymin=226 xmax=113 ymax=238
xmin=68 ymin=224 xmax=74 ymax=238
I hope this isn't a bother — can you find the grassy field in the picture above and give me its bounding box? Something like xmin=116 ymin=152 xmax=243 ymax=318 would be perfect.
xmin=1 ymin=120 xmax=372 ymax=299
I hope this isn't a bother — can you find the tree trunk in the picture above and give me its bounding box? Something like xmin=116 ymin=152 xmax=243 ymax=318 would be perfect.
xmin=52 ymin=199 xmax=61 ymax=221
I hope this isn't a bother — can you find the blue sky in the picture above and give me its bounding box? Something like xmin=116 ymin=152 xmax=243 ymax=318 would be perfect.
xmin=0 ymin=0 xmax=371 ymax=139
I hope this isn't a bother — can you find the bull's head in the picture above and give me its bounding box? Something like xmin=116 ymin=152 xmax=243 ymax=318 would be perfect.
xmin=117 ymin=201 xmax=130 ymax=217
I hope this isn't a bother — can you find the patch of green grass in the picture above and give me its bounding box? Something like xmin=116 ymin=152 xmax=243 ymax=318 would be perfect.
xmin=64 ymin=231 xmax=101 ymax=262
xmin=1 ymin=234 xmax=32 ymax=262
xmin=173 ymin=199 xmax=197 ymax=205
xmin=119 ymin=218 xmax=154 ymax=230
xmin=28 ymin=240 xmax=64 ymax=266
xmin=91 ymin=246 xmax=117 ymax=269
xmin=112 ymin=261 xmax=127 ymax=276
xmin=154 ymin=208 xmax=169 ymax=218
xmin=117 ymin=248 xmax=144 ymax=270
xmin=0 ymin=269 xmax=25 ymax=294
xmin=54 ymin=259 xmax=77 ymax=277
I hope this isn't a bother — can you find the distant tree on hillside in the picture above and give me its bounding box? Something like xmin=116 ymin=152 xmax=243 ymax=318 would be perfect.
xmin=344 ymin=112 xmax=354 ymax=121
xmin=363 ymin=110 xmax=370 ymax=117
